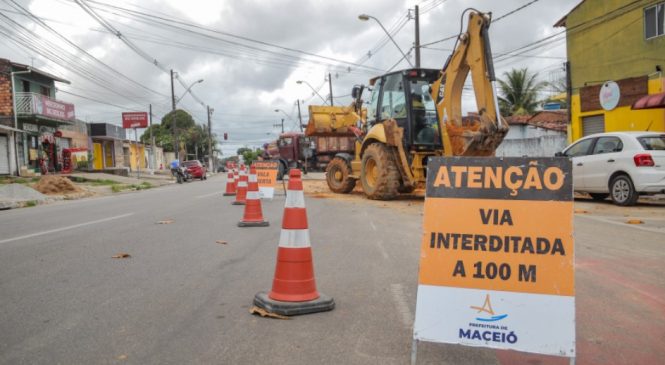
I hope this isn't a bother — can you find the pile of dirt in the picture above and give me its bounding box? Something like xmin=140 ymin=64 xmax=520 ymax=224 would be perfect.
xmin=33 ymin=176 xmax=83 ymax=195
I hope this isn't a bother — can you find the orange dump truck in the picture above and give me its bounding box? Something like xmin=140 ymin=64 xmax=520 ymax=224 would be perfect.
xmin=305 ymin=104 xmax=365 ymax=170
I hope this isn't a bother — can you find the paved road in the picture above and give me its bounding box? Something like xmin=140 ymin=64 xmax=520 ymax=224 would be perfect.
xmin=0 ymin=176 xmax=663 ymax=364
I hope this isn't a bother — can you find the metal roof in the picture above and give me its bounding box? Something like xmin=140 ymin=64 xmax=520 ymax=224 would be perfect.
xmin=10 ymin=61 xmax=71 ymax=84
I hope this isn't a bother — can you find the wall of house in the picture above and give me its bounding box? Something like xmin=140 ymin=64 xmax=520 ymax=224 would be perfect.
xmin=59 ymin=120 xmax=89 ymax=149
xmin=496 ymin=134 xmax=568 ymax=157
xmin=0 ymin=60 xmax=14 ymax=128
xmin=565 ymin=0 xmax=665 ymax=141
xmin=504 ymin=125 xmax=566 ymax=140
xmin=127 ymin=143 xmax=146 ymax=170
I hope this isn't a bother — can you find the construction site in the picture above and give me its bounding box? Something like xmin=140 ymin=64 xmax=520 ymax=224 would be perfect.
xmin=1 ymin=1 xmax=665 ymax=365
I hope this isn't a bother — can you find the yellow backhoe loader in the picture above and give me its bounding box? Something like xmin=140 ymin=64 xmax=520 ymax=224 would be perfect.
xmin=325 ymin=9 xmax=509 ymax=199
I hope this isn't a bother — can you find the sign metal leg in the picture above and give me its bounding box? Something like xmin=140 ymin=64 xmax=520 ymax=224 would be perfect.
xmin=410 ymin=338 xmax=418 ymax=365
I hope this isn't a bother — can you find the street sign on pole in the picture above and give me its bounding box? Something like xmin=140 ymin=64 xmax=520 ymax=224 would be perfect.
xmin=122 ymin=112 xmax=148 ymax=129
xmin=412 ymin=157 xmax=575 ymax=363
xmin=122 ymin=112 xmax=148 ymax=179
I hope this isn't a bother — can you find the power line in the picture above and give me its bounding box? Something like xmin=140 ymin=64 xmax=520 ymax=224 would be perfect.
xmin=82 ymin=0 xmax=386 ymax=74
xmin=420 ymin=0 xmax=542 ymax=47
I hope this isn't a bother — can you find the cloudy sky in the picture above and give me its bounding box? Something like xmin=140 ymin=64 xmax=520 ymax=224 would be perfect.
xmin=0 ymin=0 xmax=580 ymax=156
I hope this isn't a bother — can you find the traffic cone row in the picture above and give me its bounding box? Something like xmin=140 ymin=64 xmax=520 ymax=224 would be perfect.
xmin=222 ymin=167 xmax=334 ymax=317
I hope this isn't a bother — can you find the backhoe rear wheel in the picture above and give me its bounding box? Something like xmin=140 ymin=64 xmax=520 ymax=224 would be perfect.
xmin=326 ymin=157 xmax=356 ymax=194
xmin=361 ymin=143 xmax=400 ymax=200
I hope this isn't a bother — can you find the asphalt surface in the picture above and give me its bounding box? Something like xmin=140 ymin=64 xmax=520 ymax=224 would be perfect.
xmin=0 ymin=175 xmax=663 ymax=364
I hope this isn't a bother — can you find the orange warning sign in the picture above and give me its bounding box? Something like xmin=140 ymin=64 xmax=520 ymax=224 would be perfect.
xmin=252 ymin=161 xmax=278 ymax=199
xmin=418 ymin=157 xmax=574 ymax=296
xmin=413 ymin=157 xmax=575 ymax=357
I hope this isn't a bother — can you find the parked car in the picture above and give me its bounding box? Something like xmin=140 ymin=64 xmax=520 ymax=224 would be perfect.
xmin=557 ymin=132 xmax=665 ymax=206
xmin=182 ymin=160 xmax=207 ymax=180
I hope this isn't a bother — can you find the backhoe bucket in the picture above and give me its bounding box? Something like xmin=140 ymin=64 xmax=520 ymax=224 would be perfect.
xmin=446 ymin=115 xmax=509 ymax=156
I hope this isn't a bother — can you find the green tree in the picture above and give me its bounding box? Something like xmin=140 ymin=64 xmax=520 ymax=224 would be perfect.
xmin=241 ymin=148 xmax=264 ymax=165
xmin=140 ymin=124 xmax=172 ymax=150
xmin=237 ymin=147 xmax=252 ymax=156
xmin=141 ymin=110 xmax=219 ymax=158
xmin=497 ymin=68 xmax=548 ymax=116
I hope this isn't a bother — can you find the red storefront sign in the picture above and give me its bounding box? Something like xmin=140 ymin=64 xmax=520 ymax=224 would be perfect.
xmin=122 ymin=112 xmax=148 ymax=129
xmin=34 ymin=95 xmax=75 ymax=121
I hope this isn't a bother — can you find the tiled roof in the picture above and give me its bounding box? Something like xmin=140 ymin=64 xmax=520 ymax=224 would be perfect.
xmin=528 ymin=110 xmax=568 ymax=132
xmin=504 ymin=115 xmax=531 ymax=125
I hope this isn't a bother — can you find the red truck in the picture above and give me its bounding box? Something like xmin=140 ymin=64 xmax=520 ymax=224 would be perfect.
xmin=263 ymin=132 xmax=315 ymax=179
xmin=263 ymin=131 xmax=356 ymax=179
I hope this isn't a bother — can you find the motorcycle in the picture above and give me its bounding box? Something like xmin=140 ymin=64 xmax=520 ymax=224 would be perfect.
xmin=171 ymin=166 xmax=191 ymax=184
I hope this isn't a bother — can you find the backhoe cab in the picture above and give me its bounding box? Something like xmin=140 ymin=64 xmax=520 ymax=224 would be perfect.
xmin=325 ymin=10 xmax=508 ymax=200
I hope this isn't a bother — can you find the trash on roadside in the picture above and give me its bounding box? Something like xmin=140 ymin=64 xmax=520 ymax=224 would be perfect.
xmin=156 ymin=219 xmax=175 ymax=224
xmin=216 ymin=240 xmax=228 ymax=245
xmin=249 ymin=306 xmax=289 ymax=320
xmin=574 ymin=209 xmax=588 ymax=214
xmin=626 ymin=219 xmax=644 ymax=224
xmin=112 ymin=253 xmax=131 ymax=259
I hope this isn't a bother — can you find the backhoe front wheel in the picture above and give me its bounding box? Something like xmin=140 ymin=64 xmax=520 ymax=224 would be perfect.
xmin=326 ymin=157 xmax=356 ymax=194
xmin=361 ymin=143 xmax=400 ymax=200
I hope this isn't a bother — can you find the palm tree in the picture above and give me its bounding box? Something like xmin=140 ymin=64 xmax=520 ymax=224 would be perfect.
xmin=497 ymin=68 xmax=548 ymax=116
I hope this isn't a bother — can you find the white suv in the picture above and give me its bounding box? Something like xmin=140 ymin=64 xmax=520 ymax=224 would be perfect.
xmin=558 ymin=132 xmax=665 ymax=206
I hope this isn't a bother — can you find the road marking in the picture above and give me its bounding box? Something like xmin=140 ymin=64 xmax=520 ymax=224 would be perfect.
xmin=0 ymin=213 xmax=135 ymax=244
xmin=375 ymin=239 xmax=389 ymax=259
xmin=196 ymin=192 xmax=221 ymax=199
xmin=577 ymin=214 xmax=665 ymax=235
xmin=390 ymin=283 xmax=413 ymax=329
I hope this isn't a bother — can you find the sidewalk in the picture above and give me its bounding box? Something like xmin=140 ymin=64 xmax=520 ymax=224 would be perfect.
xmin=70 ymin=171 xmax=176 ymax=187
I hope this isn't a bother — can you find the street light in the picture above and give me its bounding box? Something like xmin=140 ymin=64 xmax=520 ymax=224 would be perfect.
xmin=296 ymin=80 xmax=328 ymax=104
xmin=358 ymin=14 xmax=414 ymax=68
xmin=274 ymin=108 xmax=293 ymax=120
xmin=176 ymin=79 xmax=204 ymax=103
xmin=172 ymin=77 xmax=203 ymax=160
xmin=274 ymin=109 xmax=294 ymax=133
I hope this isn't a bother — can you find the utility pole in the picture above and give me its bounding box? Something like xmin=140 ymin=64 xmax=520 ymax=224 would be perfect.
xmin=296 ymin=100 xmax=304 ymax=132
xmin=273 ymin=119 xmax=284 ymax=133
xmin=207 ymin=105 xmax=214 ymax=172
xmin=414 ymin=5 xmax=421 ymax=68
xmin=170 ymin=69 xmax=178 ymax=160
xmin=149 ymin=104 xmax=156 ymax=173
xmin=328 ymin=72 xmax=334 ymax=106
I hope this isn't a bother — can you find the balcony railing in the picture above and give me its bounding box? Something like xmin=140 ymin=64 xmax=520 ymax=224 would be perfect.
xmin=15 ymin=92 xmax=75 ymax=123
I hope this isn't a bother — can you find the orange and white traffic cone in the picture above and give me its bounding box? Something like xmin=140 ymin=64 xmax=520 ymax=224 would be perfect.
xmin=238 ymin=166 xmax=269 ymax=227
xmin=223 ymin=171 xmax=236 ymax=196
xmin=233 ymin=168 xmax=239 ymax=191
xmin=253 ymin=169 xmax=334 ymax=316
xmin=232 ymin=171 xmax=248 ymax=205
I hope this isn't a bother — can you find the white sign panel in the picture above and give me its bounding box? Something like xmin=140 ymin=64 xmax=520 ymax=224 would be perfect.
xmin=413 ymin=157 xmax=575 ymax=358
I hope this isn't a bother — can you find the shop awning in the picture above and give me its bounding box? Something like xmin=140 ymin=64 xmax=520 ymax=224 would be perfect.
xmin=0 ymin=124 xmax=26 ymax=133
xmin=632 ymin=92 xmax=665 ymax=110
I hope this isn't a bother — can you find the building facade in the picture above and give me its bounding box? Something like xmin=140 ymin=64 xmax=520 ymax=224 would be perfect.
xmin=89 ymin=123 xmax=125 ymax=172
xmin=556 ymin=0 xmax=665 ymax=141
xmin=0 ymin=59 xmax=75 ymax=175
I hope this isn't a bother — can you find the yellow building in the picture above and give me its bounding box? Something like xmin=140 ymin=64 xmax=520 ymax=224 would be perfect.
xmin=556 ymin=0 xmax=665 ymax=142
xmin=129 ymin=142 xmax=147 ymax=171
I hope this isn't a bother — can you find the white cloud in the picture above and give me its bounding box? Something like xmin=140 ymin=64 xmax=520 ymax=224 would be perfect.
xmin=0 ymin=0 xmax=580 ymax=153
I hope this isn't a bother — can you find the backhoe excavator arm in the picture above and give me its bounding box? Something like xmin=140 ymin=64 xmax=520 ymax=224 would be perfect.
xmin=430 ymin=10 xmax=508 ymax=157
